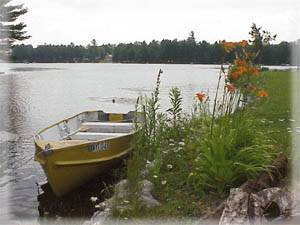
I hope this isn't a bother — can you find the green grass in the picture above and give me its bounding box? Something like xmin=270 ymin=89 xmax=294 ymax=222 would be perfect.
xmin=249 ymin=70 xmax=292 ymax=154
xmin=111 ymin=70 xmax=292 ymax=220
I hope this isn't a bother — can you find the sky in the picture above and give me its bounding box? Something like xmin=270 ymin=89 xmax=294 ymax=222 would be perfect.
xmin=11 ymin=0 xmax=300 ymax=47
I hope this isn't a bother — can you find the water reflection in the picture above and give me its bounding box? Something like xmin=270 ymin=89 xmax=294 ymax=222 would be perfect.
xmin=7 ymin=73 xmax=32 ymax=134
xmin=0 ymin=72 xmax=44 ymax=222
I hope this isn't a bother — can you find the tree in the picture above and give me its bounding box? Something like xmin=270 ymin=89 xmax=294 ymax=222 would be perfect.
xmin=0 ymin=0 xmax=30 ymax=60
xmin=187 ymin=31 xmax=196 ymax=43
xmin=0 ymin=0 xmax=30 ymax=45
xmin=248 ymin=23 xmax=276 ymax=64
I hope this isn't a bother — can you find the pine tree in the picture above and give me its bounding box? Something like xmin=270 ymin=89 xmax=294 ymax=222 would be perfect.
xmin=0 ymin=0 xmax=30 ymax=50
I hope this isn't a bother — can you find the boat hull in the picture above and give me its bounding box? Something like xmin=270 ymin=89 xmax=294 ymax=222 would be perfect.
xmin=34 ymin=111 xmax=139 ymax=197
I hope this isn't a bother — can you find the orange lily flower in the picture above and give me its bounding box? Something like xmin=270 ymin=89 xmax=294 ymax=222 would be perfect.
xmin=220 ymin=41 xmax=235 ymax=53
xmin=249 ymin=67 xmax=259 ymax=76
xmin=196 ymin=93 xmax=206 ymax=102
xmin=235 ymin=59 xmax=247 ymax=66
xmin=257 ymin=90 xmax=269 ymax=98
xmin=225 ymin=84 xmax=236 ymax=92
xmin=238 ymin=66 xmax=248 ymax=74
xmin=231 ymin=71 xmax=242 ymax=80
xmin=237 ymin=40 xmax=247 ymax=47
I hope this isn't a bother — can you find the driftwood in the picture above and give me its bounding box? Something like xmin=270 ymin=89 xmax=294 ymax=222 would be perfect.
xmin=201 ymin=156 xmax=288 ymax=221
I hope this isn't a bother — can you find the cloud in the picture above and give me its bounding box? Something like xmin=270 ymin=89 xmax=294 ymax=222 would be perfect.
xmin=15 ymin=0 xmax=300 ymax=46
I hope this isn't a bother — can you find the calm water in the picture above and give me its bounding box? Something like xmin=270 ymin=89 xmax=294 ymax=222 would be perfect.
xmin=0 ymin=63 xmax=291 ymax=224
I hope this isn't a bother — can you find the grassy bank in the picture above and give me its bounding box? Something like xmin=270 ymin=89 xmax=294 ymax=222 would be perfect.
xmin=111 ymin=69 xmax=292 ymax=220
xmin=250 ymin=70 xmax=292 ymax=153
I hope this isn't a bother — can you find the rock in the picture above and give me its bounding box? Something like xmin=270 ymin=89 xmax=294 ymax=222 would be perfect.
xmin=218 ymin=188 xmax=250 ymax=225
xmin=140 ymin=160 xmax=156 ymax=178
xmin=83 ymin=209 xmax=111 ymax=225
xmin=200 ymin=156 xmax=289 ymax=222
xmin=139 ymin=180 xmax=161 ymax=207
xmin=218 ymin=187 xmax=292 ymax=225
xmin=84 ymin=179 xmax=160 ymax=225
xmin=104 ymin=179 xmax=161 ymax=211
xmin=253 ymin=188 xmax=292 ymax=221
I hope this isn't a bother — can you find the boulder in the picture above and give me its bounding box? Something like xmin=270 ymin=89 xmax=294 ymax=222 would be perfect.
xmin=84 ymin=179 xmax=160 ymax=225
xmin=218 ymin=187 xmax=292 ymax=225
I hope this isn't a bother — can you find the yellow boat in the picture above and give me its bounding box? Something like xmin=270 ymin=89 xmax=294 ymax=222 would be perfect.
xmin=34 ymin=110 xmax=140 ymax=197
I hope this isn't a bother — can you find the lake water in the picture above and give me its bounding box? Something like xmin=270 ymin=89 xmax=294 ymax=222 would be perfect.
xmin=0 ymin=63 xmax=292 ymax=224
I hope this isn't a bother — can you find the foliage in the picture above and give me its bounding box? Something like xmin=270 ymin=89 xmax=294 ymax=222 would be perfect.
xmin=167 ymin=87 xmax=183 ymax=123
xmin=11 ymin=42 xmax=114 ymax=63
xmin=249 ymin=23 xmax=277 ymax=54
xmin=189 ymin=37 xmax=280 ymax=197
xmin=111 ymin=25 xmax=290 ymax=220
xmin=189 ymin=112 xmax=277 ymax=196
xmin=11 ymin=34 xmax=292 ymax=65
xmin=0 ymin=0 xmax=30 ymax=48
xmin=248 ymin=23 xmax=277 ymax=64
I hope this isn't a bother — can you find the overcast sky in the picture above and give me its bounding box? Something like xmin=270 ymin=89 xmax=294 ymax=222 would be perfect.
xmin=12 ymin=0 xmax=300 ymax=47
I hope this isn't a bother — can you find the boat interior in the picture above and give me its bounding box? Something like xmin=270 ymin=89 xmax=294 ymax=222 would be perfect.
xmin=36 ymin=111 xmax=140 ymax=142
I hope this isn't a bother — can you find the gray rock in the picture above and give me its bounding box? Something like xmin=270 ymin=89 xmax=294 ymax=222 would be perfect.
xmin=104 ymin=179 xmax=160 ymax=211
xmin=218 ymin=188 xmax=292 ymax=225
xmin=218 ymin=188 xmax=250 ymax=225
xmin=84 ymin=179 xmax=160 ymax=225
xmin=140 ymin=160 xmax=156 ymax=178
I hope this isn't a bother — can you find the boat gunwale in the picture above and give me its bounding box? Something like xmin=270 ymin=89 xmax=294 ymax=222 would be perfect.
xmin=35 ymin=131 xmax=135 ymax=152
xmin=34 ymin=109 xmax=113 ymax=138
xmin=34 ymin=110 xmax=137 ymax=152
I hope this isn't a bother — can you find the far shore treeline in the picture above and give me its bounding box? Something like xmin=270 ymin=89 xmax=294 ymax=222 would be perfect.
xmin=11 ymin=35 xmax=293 ymax=65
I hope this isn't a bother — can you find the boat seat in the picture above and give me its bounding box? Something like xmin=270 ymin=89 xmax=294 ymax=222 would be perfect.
xmin=81 ymin=122 xmax=133 ymax=133
xmin=71 ymin=132 xmax=126 ymax=141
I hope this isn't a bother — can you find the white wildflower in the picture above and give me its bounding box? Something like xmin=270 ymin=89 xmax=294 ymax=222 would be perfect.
xmin=90 ymin=197 xmax=98 ymax=202
xmin=178 ymin=141 xmax=185 ymax=146
xmin=167 ymin=164 xmax=173 ymax=169
xmin=174 ymin=147 xmax=182 ymax=152
xmin=161 ymin=180 xmax=167 ymax=185
xmin=153 ymin=175 xmax=158 ymax=179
